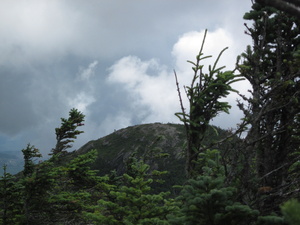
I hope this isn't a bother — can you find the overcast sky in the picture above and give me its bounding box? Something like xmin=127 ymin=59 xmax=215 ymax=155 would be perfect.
xmin=0 ymin=0 xmax=253 ymax=158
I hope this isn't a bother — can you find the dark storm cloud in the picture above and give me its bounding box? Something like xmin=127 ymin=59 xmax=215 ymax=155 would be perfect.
xmin=0 ymin=0 xmax=253 ymax=157
xmin=0 ymin=67 xmax=37 ymax=135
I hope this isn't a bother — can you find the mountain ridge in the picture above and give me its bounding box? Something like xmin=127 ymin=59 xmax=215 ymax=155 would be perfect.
xmin=72 ymin=122 xmax=232 ymax=191
xmin=1 ymin=122 xmax=232 ymax=182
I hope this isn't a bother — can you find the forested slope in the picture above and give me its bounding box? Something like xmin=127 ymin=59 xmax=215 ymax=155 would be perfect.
xmin=1 ymin=1 xmax=300 ymax=224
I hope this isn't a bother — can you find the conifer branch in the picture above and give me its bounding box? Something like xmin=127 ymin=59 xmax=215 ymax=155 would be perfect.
xmin=256 ymin=0 xmax=300 ymax=19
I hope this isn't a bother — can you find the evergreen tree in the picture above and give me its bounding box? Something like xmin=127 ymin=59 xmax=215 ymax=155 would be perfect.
xmin=47 ymin=150 xmax=104 ymax=224
xmin=0 ymin=165 xmax=23 ymax=225
xmin=20 ymin=145 xmax=56 ymax=224
xmin=66 ymin=149 xmax=100 ymax=190
xmin=3 ymin=109 xmax=96 ymax=224
xmin=281 ymin=199 xmax=300 ymax=225
xmin=22 ymin=144 xmax=42 ymax=177
xmin=237 ymin=2 xmax=300 ymax=214
xmin=255 ymin=0 xmax=300 ymax=19
xmin=175 ymin=29 xmax=243 ymax=178
xmin=50 ymin=108 xmax=85 ymax=156
xmin=85 ymin=156 xmax=173 ymax=224
xmin=169 ymin=149 xmax=259 ymax=225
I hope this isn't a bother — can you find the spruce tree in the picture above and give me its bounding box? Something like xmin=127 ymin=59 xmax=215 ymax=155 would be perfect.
xmin=237 ymin=1 xmax=300 ymax=214
xmin=169 ymin=149 xmax=259 ymax=225
xmin=255 ymin=0 xmax=300 ymax=19
xmin=175 ymin=29 xmax=243 ymax=178
xmin=281 ymin=199 xmax=300 ymax=225
xmin=0 ymin=165 xmax=23 ymax=225
xmin=85 ymin=156 xmax=173 ymax=224
xmin=50 ymin=108 xmax=85 ymax=156
xmin=20 ymin=144 xmax=56 ymax=224
xmin=47 ymin=150 xmax=105 ymax=224
xmin=22 ymin=144 xmax=42 ymax=177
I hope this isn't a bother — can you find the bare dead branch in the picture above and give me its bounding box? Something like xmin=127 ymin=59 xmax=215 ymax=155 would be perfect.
xmin=174 ymin=70 xmax=189 ymax=136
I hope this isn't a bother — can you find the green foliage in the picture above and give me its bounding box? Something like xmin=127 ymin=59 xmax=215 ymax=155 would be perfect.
xmin=86 ymin=158 xmax=173 ymax=224
xmin=22 ymin=143 xmax=42 ymax=177
xmin=46 ymin=150 xmax=102 ymax=224
xmin=89 ymin=123 xmax=191 ymax=193
xmin=257 ymin=214 xmax=285 ymax=225
xmin=21 ymin=160 xmax=56 ymax=224
xmin=281 ymin=199 xmax=300 ymax=225
xmin=66 ymin=149 xmax=100 ymax=189
xmin=196 ymin=149 xmax=224 ymax=177
xmin=237 ymin=1 xmax=300 ymax=215
xmin=2 ymin=3 xmax=299 ymax=222
xmin=170 ymin=174 xmax=258 ymax=225
xmin=51 ymin=108 xmax=85 ymax=156
xmin=168 ymin=148 xmax=259 ymax=225
xmin=176 ymin=30 xmax=242 ymax=126
xmin=175 ymin=29 xmax=243 ymax=178
xmin=0 ymin=165 xmax=23 ymax=225
xmin=2 ymin=148 xmax=103 ymax=224
xmin=0 ymin=162 xmax=54 ymax=224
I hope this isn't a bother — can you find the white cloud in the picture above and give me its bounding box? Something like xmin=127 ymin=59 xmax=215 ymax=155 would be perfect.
xmin=107 ymin=56 xmax=179 ymax=124
xmin=0 ymin=0 xmax=80 ymax=65
xmin=68 ymin=92 xmax=96 ymax=113
xmin=0 ymin=0 xmax=253 ymax=159
xmin=172 ymin=29 xmax=236 ymax=75
xmin=85 ymin=112 xmax=133 ymax=140
xmin=78 ymin=60 xmax=98 ymax=81
xmin=108 ymin=56 xmax=150 ymax=88
xmin=107 ymin=28 xmax=251 ymax=129
xmin=172 ymin=29 xmax=252 ymax=128
xmin=0 ymin=0 xmax=251 ymax=67
xmin=66 ymin=60 xmax=101 ymax=115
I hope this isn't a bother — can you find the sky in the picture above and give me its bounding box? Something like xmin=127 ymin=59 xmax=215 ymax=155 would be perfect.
xmin=0 ymin=0 xmax=253 ymax=159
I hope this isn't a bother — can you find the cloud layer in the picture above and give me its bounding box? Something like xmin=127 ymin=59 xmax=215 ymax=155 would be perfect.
xmin=0 ymin=0 xmax=253 ymax=158
xmin=106 ymin=29 xmax=251 ymax=132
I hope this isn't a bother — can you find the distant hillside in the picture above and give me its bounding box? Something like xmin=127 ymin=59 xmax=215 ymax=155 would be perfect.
xmin=75 ymin=123 xmax=233 ymax=192
xmin=0 ymin=151 xmax=23 ymax=175
xmin=1 ymin=123 xmax=235 ymax=188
